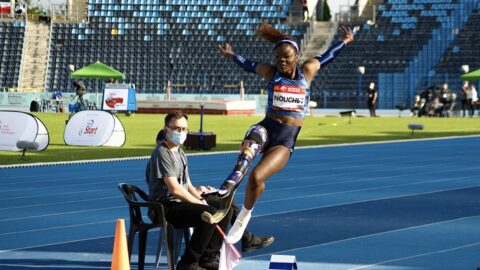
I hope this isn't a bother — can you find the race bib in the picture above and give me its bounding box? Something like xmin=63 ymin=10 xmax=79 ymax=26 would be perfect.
xmin=272 ymin=85 xmax=306 ymax=112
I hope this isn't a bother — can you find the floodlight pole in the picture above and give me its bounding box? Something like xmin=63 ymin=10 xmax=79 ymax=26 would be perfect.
xmin=239 ymin=80 xmax=244 ymax=101
xmin=357 ymin=66 xmax=365 ymax=109
xmin=166 ymin=80 xmax=171 ymax=101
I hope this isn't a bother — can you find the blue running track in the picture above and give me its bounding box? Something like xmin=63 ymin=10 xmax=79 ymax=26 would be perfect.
xmin=1 ymin=136 xmax=480 ymax=270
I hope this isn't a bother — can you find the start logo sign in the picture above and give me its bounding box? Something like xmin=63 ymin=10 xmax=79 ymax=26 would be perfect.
xmin=64 ymin=110 xmax=125 ymax=147
xmin=78 ymin=120 xmax=99 ymax=136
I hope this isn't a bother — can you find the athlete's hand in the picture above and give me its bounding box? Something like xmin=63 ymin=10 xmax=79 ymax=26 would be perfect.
xmin=217 ymin=43 xmax=235 ymax=60
xmin=339 ymin=25 xmax=353 ymax=45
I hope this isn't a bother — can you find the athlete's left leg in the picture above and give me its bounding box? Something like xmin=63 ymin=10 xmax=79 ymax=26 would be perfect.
xmin=226 ymin=145 xmax=291 ymax=244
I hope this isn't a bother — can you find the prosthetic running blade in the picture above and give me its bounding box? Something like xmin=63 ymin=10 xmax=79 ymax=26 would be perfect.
xmin=201 ymin=189 xmax=236 ymax=224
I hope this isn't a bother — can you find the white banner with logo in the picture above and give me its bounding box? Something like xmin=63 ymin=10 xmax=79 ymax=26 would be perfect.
xmin=64 ymin=110 xmax=125 ymax=147
xmin=0 ymin=111 xmax=49 ymax=151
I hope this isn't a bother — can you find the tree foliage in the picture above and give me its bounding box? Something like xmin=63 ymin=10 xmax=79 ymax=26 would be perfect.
xmin=323 ymin=0 xmax=331 ymax=21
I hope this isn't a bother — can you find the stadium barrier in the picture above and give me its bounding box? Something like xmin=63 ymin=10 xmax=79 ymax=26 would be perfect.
xmin=137 ymin=99 xmax=256 ymax=115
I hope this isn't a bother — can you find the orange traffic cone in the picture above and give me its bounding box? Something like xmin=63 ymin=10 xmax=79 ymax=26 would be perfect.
xmin=111 ymin=219 xmax=130 ymax=270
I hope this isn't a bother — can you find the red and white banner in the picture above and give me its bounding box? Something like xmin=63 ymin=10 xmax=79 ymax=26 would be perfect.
xmin=64 ymin=110 xmax=125 ymax=147
xmin=0 ymin=0 xmax=11 ymax=14
xmin=102 ymin=84 xmax=129 ymax=111
xmin=0 ymin=111 xmax=49 ymax=151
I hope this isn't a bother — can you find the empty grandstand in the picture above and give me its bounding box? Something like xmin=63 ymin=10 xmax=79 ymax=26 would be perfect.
xmin=311 ymin=0 xmax=479 ymax=109
xmin=1 ymin=0 xmax=480 ymax=111
xmin=0 ymin=20 xmax=25 ymax=90
xmin=46 ymin=0 xmax=309 ymax=97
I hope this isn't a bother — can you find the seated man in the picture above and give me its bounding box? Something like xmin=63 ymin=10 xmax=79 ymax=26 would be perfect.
xmin=155 ymin=129 xmax=275 ymax=255
xmin=147 ymin=111 xmax=231 ymax=270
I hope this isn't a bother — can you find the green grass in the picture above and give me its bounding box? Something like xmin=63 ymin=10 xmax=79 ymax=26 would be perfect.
xmin=1 ymin=112 xmax=480 ymax=165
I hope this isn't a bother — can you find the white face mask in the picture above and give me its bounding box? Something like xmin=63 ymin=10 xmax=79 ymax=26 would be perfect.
xmin=169 ymin=131 xmax=188 ymax=145
xmin=369 ymin=83 xmax=375 ymax=90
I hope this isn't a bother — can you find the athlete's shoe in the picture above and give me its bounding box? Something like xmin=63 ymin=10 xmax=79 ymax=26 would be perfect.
xmin=201 ymin=189 xmax=236 ymax=224
xmin=225 ymin=215 xmax=250 ymax=244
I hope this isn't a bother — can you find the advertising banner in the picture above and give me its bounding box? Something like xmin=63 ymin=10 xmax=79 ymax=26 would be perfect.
xmin=102 ymin=83 xmax=137 ymax=112
xmin=64 ymin=110 xmax=125 ymax=147
xmin=0 ymin=0 xmax=11 ymax=14
xmin=103 ymin=114 xmax=126 ymax=147
xmin=102 ymin=84 xmax=129 ymax=111
xmin=35 ymin=117 xmax=49 ymax=150
xmin=0 ymin=111 xmax=49 ymax=151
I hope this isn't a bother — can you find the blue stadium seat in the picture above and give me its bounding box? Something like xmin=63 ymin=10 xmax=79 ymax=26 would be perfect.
xmin=43 ymin=0 xmax=303 ymax=94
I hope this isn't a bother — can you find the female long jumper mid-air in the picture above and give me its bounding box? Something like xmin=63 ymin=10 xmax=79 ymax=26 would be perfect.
xmin=202 ymin=22 xmax=354 ymax=244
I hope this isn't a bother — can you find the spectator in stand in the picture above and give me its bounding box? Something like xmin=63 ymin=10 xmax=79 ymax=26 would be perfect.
xmin=38 ymin=9 xmax=51 ymax=24
xmin=301 ymin=0 xmax=309 ymax=22
xmin=14 ymin=2 xmax=26 ymax=18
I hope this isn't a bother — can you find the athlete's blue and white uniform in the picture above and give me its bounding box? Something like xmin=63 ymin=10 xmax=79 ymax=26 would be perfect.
xmin=266 ymin=66 xmax=310 ymax=119
xmin=259 ymin=66 xmax=309 ymax=153
xmin=217 ymin=40 xmax=346 ymax=195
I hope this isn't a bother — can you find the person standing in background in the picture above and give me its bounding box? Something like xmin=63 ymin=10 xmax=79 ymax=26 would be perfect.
xmin=301 ymin=0 xmax=309 ymax=22
xmin=467 ymin=84 xmax=478 ymax=117
xmin=460 ymin=81 xmax=469 ymax=117
xmin=366 ymin=81 xmax=378 ymax=117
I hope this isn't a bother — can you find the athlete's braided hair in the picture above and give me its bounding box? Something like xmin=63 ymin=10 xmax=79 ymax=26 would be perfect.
xmin=255 ymin=22 xmax=299 ymax=52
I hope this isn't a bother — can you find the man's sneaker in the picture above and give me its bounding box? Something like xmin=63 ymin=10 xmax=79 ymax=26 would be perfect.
xmin=199 ymin=252 xmax=219 ymax=270
xmin=176 ymin=260 xmax=206 ymax=270
xmin=241 ymin=234 xmax=275 ymax=252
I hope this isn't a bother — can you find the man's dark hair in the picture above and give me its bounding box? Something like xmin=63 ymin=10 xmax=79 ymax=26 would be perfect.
xmin=164 ymin=111 xmax=188 ymax=126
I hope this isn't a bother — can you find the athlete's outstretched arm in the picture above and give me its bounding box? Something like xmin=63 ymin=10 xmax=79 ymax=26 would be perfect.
xmin=302 ymin=25 xmax=354 ymax=83
xmin=217 ymin=43 xmax=274 ymax=82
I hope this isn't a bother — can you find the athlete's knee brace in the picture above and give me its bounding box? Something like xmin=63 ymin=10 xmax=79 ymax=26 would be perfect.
xmin=219 ymin=125 xmax=268 ymax=193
